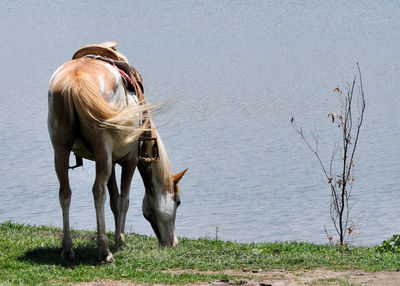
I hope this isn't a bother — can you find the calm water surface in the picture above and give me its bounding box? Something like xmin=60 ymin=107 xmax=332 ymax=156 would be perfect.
xmin=0 ymin=1 xmax=399 ymax=245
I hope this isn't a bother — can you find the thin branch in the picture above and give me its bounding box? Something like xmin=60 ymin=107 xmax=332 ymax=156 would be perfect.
xmin=291 ymin=64 xmax=365 ymax=245
xmin=291 ymin=121 xmax=330 ymax=180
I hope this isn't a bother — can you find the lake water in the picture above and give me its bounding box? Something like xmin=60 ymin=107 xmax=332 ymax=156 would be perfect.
xmin=0 ymin=1 xmax=399 ymax=246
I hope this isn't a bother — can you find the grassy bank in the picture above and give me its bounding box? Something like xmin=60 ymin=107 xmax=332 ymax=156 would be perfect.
xmin=0 ymin=222 xmax=399 ymax=285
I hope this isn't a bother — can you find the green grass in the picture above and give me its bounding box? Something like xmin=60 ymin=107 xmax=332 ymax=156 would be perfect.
xmin=0 ymin=222 xmax=399 ymax=285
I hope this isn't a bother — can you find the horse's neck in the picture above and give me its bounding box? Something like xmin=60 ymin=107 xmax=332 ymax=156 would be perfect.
xmin=143 ymin=134 xmax=173 ymax=193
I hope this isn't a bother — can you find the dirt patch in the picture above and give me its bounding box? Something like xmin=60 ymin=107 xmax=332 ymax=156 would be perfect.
xmin=74 ymin=268 xmax=400 ymax=286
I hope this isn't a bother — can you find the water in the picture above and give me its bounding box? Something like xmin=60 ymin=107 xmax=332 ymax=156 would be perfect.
xmin=0 ymin=1 xmax=399 ymax=246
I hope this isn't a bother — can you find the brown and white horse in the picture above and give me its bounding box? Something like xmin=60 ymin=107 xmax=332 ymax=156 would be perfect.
xmin=48 ymin=57 xmax=187 ymax=262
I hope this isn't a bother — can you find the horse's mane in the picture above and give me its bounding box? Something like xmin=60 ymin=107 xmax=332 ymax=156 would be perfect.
xmin=152 ymin=134 xmax=174 ymax=194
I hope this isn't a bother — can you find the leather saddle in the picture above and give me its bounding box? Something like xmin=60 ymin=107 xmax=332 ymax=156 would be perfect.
xmin=72 ymin=41 xmax=143 ymax=94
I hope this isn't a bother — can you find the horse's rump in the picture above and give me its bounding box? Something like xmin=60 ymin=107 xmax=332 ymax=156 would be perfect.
xmin=50 ymin=59 xmax=148 ymax=145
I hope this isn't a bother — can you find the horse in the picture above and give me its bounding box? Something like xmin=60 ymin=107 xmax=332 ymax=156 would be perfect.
xmin=48 ymin=56 xmax=187 ymax=262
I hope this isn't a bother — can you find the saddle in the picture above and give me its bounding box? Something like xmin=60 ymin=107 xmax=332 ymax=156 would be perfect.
xmin=72 ymin=41 xmax=144 ymax=95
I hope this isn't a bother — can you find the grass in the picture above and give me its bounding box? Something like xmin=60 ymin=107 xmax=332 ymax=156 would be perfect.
xmin=0 ymin=222 xmax=399 ymax=285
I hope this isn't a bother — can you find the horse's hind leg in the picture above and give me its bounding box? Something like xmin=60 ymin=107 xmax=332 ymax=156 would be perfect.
xmin=107 ymin=164 xmax=119 ymax=233
xmin=92 ymin=140 xmax=114 ymax=263
xmin=54 ymin=146 xmax=75 ymax=261
xmin=48 ymin=90 xmax=76 ymax=260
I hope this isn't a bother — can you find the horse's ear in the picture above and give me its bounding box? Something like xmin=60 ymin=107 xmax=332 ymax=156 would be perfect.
xmin=173 ymin=168 xmax=188 ymax=184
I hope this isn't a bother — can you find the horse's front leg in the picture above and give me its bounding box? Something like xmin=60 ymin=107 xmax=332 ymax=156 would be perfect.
xmin=115 ymin=156 xmax=137 ymax=246
xmin=93 ymin=145 xmax=114 ymax=263
xmin=54 ymin=147 xmax=75 ymax=261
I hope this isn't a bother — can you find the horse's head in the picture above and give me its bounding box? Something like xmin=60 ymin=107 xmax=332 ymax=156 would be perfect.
xmin=141 ymin=168 xmax=187 ymax=247
xmin=138 ymin=135 xmax=187 ymax=247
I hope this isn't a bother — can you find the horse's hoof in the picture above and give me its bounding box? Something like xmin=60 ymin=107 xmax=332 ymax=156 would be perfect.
xmin=100 ymin=251 xmax=114 ymax=263
xmin=106 ymin=253 xmax=115 ymax=263
xmin=61 ymin=248 xmax=75 ymax=261
xmin=115 ymin=234 xmax=125 ymax=248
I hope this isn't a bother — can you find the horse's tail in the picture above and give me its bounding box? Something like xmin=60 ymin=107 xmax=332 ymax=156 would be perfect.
xmin=61 ymin=71 xmax=148 ymax=144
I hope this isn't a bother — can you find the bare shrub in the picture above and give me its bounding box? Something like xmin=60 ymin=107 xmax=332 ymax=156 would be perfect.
xmin=291 ymin=64 xmax=366 ymax=245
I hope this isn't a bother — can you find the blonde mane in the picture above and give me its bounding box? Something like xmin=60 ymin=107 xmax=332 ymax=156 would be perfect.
xmin=152 ymin=135 xmax=174 ymax=193
xmin=137 ymin=129 xmax=174 ymax=195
